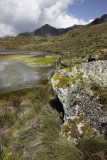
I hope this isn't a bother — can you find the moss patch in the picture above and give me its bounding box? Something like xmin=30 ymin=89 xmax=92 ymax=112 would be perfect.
xmin=53 ymin=75 xmax=72 ymax=88
xmin=53 ymin=72 xmax=83 ymax=88
xmin=33 ymin=55 xmax=59 ymax=66
xmin=0 ymin=54 xmax=60 ymax=67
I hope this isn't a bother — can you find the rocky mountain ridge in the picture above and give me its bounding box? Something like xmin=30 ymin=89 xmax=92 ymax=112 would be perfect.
xmin=18 ymin=14 xmax=107 ymax=37
xmin=89 ymin=14 xmax=107 ymax=26
xmin=18 ymin=24 xmax=82 ymax=37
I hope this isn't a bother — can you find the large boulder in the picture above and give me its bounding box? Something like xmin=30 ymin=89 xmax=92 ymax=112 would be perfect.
xmin=51 ymin=60 xmax=107 ymax=143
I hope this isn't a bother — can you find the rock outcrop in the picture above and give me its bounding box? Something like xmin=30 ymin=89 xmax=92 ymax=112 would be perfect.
xmin=51 ymin=60 xmax=107 ymax=143
xmin=89 ymin=14 xmax=107 ymax=26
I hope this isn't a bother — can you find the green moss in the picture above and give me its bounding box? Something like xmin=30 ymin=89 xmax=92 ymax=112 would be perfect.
xmin=33 ymin=56 xmax=56 ymax=66
xmin=0 ymin=54 xmax=60 ymax=67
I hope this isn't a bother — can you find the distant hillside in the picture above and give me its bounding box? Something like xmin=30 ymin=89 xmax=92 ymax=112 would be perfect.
xmin=19 ymin=24 xmax=82 ymax=37
xmin=18 ymin=14 xmax=107 ymax=37
xmin=0 ymin=15 xmax=107 ymax=62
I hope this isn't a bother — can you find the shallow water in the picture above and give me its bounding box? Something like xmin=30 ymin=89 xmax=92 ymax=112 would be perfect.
xmin=0 ymin=52 xmax=54 ymax=93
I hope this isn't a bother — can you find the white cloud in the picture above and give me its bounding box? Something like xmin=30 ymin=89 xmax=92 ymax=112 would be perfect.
xmin=0 ymin=0 xmax=89 ymax=37
xmin=0 ymin=24 xmax=15 ymax=37
xmin=89 ymin=19 xmax=94 ymax=23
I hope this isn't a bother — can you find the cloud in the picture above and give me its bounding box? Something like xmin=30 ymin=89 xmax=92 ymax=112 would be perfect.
xmin=89 ymin=19 xmax=94 ymax=23
xmin=0 ymin=0 xmax=88 ymax=37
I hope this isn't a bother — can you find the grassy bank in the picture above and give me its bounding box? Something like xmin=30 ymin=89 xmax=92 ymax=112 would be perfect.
xmin=0 ymin=84 xmax=107 ymax=160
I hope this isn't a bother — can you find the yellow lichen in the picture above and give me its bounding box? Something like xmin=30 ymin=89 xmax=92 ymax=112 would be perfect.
xmin=65 ymin=67 xmax=72 ymax=72
xmin=77 ymin=72 xmax=83 ymax=79
xmin=76 ymin=64 xmax=79 ymax=69
xmin=53 ymin=75 xmax=71 ymax=88
xmin=75 ymin=115 xmax=87 ymax=124
xmin=53 ymin=72 xmax=84 ymax=89
xmin=81 ymin=123 xmax=95 ymax=136
xmin=84 ymin=77 xmax=88 ymax=82
xmin=63 ymin=119 xmax=80 ymax=138
xmin=62 ymin=117 xmax=95 ymax=140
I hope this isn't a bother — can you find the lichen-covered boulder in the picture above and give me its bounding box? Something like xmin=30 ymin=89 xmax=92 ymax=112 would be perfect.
xmin=51 ymin=60 xmax=107 ymax=143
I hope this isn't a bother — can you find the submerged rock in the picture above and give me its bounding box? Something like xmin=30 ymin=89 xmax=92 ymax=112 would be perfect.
xmin=51 ymin=60 xmax=107 ymax=143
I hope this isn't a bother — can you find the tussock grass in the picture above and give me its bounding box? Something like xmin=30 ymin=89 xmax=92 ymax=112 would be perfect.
xmin=0 ymin=85 xmax=107 ymax=160
xmin=36 ymin=137 xmax=83 ymax=160
xmin=35 ymin=108 xmax=82 ymax=160
xmin=78 ymin=136 xmax=107 ymax=160
xmin=0 ymin=85 xmax=83 ymax=160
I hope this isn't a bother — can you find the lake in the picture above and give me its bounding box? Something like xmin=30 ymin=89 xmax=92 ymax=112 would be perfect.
xmin=0 ymin=51 xmax=58 ymax=93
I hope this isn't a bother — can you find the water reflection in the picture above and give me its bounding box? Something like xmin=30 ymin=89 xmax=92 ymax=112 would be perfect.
xmin=0 ymin=61 xmax=41 ymax=93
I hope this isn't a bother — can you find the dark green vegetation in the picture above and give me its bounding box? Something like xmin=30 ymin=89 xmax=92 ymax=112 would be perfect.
xmin=0 ymin=86 xmax=107 ymax=160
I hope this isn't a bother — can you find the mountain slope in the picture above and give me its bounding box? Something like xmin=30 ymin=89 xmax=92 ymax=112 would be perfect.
xmin=0 ymin=16 xmax=107 ymax=62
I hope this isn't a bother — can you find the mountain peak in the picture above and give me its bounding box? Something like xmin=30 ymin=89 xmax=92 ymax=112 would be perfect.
xmin=18 ymin=14 xmax=107 ymax=37
xmin=43 ymin=24 xmax=51 ymax=27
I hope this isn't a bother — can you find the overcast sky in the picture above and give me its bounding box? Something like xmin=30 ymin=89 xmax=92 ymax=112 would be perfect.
xmin=0 ymin=0 xmax=106 ymax=37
